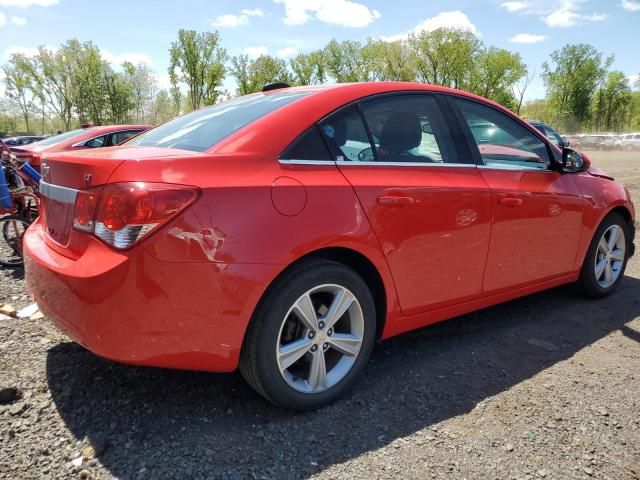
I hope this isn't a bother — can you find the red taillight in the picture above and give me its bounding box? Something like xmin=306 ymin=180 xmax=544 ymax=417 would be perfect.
xmin=73 ymin=190 xmax=99 ymax=232
xmin=72 ymin=182 xmax=198 ymax=249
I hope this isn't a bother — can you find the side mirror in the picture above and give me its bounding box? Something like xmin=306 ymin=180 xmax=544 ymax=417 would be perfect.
xmin=562 ymin=148 xmax=588 ymax=173
xmin=561 ymin=136 xmax=570 ymax=148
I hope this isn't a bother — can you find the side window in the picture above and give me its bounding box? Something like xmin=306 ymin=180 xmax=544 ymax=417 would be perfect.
xmin=543 ymin=126 xmax=563 ymax=148
xmin=280 ymin=126 xmax=332 ymax=161
xmin=454 ymin=98 xmax=551 ymax=170
xmin=360 ymin=94 xmax=458 ymax=163
xmin=84 ymin=135 xmax=108 ymax=148
xmin=319 ymin=106 xmax=372 ymax=162
xmin=111 ymin=130 xmax=142 ymax=146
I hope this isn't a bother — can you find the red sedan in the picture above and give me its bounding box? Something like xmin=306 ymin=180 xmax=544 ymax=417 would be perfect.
xmin=24 ymin=83 xmax=635 ymax=410
xmin=11 ymin=124 xmax=152 ymax=171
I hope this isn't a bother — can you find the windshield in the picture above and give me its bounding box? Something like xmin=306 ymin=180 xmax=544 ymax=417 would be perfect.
xmin=35 ymin=129 xmax=87 ymax=146
xmin=129 ymin=91 xmax=308 ymax=152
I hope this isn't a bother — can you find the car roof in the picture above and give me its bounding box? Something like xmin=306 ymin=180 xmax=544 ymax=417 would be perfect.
xmin=84 ymin=124 xmax=152 ymax=134
xmin=212 ymin=81 xmax=550 ymax=157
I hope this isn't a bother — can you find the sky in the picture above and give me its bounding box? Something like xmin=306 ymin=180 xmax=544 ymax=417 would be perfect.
xmin=0 ymin=0 xmax=638 ymax=101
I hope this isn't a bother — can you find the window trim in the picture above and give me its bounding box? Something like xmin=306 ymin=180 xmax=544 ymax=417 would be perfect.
xmin=443 ymin=93 xmax=558 ymax=172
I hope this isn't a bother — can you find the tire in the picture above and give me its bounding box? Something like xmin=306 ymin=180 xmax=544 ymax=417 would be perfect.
xmin=578 ymin=212 xmax=630 ymax=298
xmin=0 ymin=215 xmax=30 ymax=267
xmin=240 ymin=259 xmax=376 ymax=411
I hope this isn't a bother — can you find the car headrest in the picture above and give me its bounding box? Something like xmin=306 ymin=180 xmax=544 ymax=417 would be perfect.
xmin=379 ymin=112 xmax=422 ymax=153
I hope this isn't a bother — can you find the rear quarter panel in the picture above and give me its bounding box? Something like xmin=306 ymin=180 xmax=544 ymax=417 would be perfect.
xmin=109 ymin=153 xmax=402 ymax=338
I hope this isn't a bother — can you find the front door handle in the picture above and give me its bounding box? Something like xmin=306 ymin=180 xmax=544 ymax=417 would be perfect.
xmin=377 ymin=195 xmax=415 ymax=206
xmin=499 ymin=197 xmax=523 ymax=207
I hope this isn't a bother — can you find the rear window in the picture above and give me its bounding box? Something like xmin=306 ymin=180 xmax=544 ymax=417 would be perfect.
xmin=129 ymin=91 xmax=308 ymax=152
xmin=35 ymin=129 xmax=87 ymax=146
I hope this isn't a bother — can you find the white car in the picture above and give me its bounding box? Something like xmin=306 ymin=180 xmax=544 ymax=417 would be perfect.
xmin=621 ymin=133 xmax=640 ymax=151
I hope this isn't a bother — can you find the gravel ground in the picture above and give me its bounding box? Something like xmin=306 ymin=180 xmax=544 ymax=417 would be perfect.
xmin=1 ymin=150 xmax=640 ymax=480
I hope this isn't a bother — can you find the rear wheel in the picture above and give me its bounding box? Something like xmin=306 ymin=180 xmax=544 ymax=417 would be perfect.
xmin=578 ymin=212 xmax=630 ymax=298
xmin=240 ymin=260 xmax=376 ymax=411
xmin=0 ymin=215 xmax=30 ymax=267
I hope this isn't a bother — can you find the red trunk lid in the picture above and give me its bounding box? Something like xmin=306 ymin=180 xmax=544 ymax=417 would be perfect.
xmin=40 ymin=146 xmax=199 ymax=253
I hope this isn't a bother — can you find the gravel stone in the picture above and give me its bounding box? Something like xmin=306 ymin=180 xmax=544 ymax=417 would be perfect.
xmin=1 ymin=151 xmax=639 ymax=479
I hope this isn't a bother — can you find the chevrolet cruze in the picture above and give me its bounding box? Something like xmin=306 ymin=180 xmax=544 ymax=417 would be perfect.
xmin=24 ymin=82 xmax=636 ymax=410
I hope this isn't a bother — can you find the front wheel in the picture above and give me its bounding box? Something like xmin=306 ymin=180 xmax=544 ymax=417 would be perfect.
xmin=240 ymin=260 xmax=376 ymax=411
xmin=578 ymin=212 xmax=630 ymax=298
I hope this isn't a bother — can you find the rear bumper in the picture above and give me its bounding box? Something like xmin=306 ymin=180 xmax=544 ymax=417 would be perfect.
xmin=24 ymin=221 xmax=275 ymax=372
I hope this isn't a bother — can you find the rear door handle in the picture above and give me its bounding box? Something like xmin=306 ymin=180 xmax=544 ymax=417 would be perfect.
xmin=377 ymin=195 xmax=415 ymax=206
xmin=499 ymin=197 xmax=523 ymax=207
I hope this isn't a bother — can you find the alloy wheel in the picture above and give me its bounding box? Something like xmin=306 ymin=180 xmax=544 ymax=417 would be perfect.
xmin=276 ymin=284 xmax=364 ymax=394
xmin=594 ymin=224 xmax=625 ymax=288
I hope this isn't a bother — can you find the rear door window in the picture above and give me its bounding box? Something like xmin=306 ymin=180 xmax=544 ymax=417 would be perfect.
xmin=359 ymin=94 xmax=459 ymax=164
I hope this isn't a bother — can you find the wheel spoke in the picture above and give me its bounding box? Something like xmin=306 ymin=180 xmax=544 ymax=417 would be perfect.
xmin=598 ymin=236 xmax=609 ymax=254
xmin=329 ymin=333 xmax=361 ymax=357
xmin=595 ymin=258 xmax=607 ymax=279
xmin=323 ymin=288 xmax=355 ymax=330
xmin=278 ymin=338 xmax=313 ymax=370
xmin=308 ymin=349 xmax=327 ymax=390
xmin=607 ymin=227 xmax=620 ymax=250
xmin=610 ymin=248 xmax=625 ymax=261
xmin=604 ymin=261 xmax=614 ymax=284
xmin=292 ymin=293 xmax=318 ymax=331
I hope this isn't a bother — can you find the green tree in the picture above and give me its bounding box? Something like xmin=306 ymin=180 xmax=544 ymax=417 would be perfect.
xmin=230 ymin=55 xmax=293 ymax=94
xmin=230 ymin=54 xmax=251 ymax=95
xmin=150 ymin=89 xmax=176 ymax=124
xmin=323 ymin=39 xmax=372 ymax=82
xmin=64 ymin=39 xmax=109 ymax=125
xmin=123 ymin=61 xmax=157 ymax=123
xmin=290 ymin=51 xmax=326 ymax=85
xmin=472 ymin=47 xmax=527 ymax=109
xmin=408 ymin=28 xmax=481 ymax=89
xmin=591 ymin=71 xmax=632 ymax=131
xmin=2 ymin=60 xmax=33 ymax=133
xmin=12 ymin=46 xmax=75 ymax=130
xmin=169 ymin=30 xmax=228 ymax=110
xmin=362 ymin=39 xmax=416 ymax=82
xmin=103 ymin=69 xmax=135 ymax=124
xmin=542 ymin=43 xmax=612 ymax=131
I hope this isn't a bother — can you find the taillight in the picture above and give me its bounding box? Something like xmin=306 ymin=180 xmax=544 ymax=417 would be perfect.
xmin=72 ymin=182 xmax=198 ymax=249
xmin=73 ymin=190 xmax=99 ymax=232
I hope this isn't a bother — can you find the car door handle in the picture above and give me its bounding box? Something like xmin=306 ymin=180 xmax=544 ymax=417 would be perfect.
xmin=377 ymin=195 xmax=415 ymax=206
xmin=499 ymin=197 xmax=523 ymax=207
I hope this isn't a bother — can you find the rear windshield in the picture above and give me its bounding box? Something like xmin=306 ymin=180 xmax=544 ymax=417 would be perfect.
xmin=35 ymin=128 xmax=87 ymax=146
xmin=128 ymin=91 xmax=308 ymax=152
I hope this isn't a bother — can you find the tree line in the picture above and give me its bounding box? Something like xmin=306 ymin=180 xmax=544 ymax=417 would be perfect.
xmin=2 ymin=28 xmax=639 ymax=136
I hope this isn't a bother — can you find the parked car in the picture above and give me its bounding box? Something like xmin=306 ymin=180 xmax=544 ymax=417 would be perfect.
xmin=527 ymin=120 xmax=569 ymax=149
xmin=24 ymin=82 xmax=636 ymax=410
xmin=10 ymin=124 xmax=152 ymax=171
xmin=2 ymin=135 xmax=46 ymax=146
xmin=621 ymin=133 xmax=640 ymax=151
xmin=571 ymin=134 xmax=624 ymax=151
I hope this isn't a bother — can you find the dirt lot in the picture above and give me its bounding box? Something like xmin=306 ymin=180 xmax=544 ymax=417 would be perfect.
xmin=1 ymin=151 xmax=639 ymax=480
